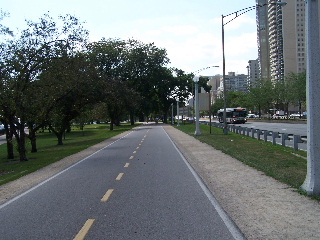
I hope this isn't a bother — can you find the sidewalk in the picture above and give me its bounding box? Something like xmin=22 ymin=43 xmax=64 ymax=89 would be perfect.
xmin=164 ymin=125 xmax=320 ymax=240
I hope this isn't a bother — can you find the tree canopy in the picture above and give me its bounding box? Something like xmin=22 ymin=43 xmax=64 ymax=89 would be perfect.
xmin=0 ymin=13 xmax=193 ymax=161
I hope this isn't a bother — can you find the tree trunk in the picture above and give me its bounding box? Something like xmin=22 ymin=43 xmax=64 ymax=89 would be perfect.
xmin=16 ymin=125 xmax=28 ymax=161
xmin=57 ymin=132 xmax=64 ymax=145
xmin=49 ymin=125 xmax=64 ymax=145
xmin=130 ymin=111 xmax=135 ymax=125
xmin=110 ymin=118 xmax=114 ymax=131
xmin=4 ymin=122 xmax=14 ymax=159
xmin=163 ymin=111 xmax=168 ymax=124
xmin=28 ymin=130 xmax=37 ymax=153
xmin=299 ymin=101 xmax=302 ymax=118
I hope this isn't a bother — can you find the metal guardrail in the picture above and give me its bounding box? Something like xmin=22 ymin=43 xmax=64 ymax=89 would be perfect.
xmin=202 ymin=121 xmax=306 ymax=151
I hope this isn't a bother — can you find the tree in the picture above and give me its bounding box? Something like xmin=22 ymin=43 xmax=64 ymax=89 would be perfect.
xmin=152 ymin=68 xmax=193 ymax=123
xmin=0 ymin=13 xmax=88 ymax=160
xmin=40 ymin=53 xmax=103 ymax=145
xmin=122 ymin=39 xmax=170 ymax=122
xmin=286 ymin=72 xmax=306 ymax=117
xmin=87 ymin=38 xmax=171 ymax=124
xmin=248 ymin=79 xmax=274 ymax=117
xmin=0 ymin=10 xmax=13 ymax=36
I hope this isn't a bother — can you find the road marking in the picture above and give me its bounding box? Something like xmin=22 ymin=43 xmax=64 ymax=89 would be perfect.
xmin=0 ymin=131 xmax=134 ymax=210
xmin=116 ymin=173 xmax=124 ymax=180
xmin=139 ymin=144 xmax=141 ymax=146
xmin=124 ymin=163 xmax=130 ymax=168
xmin=133 ymin=151 xmax=137 ymax=154
xmin=136 ymin=147 xmax=140 ymax=149
xmin=101 ymin=189 xmax=114 ymax=202
xmin=129 ymin=156 xmax=134 ymax=159
xmin=74 ymin=219 xmax=95 ymax=240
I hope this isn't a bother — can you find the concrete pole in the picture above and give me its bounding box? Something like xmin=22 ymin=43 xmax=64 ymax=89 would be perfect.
xmin=194 ymin=76 xmax=201 ymax=135
xmin=171 ymin=103 xmax=173 ymax=125
xmin=301 ymin=0 xmax=320 ymax=195
xmin=222 ymin=15 xmax=228 ymax=135
xmin=177 ymin=99 xmax=180 ymax=127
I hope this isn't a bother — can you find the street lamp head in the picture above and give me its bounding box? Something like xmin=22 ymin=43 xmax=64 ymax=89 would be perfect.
xmin=193 ymin=76 xmax=200 ymax=82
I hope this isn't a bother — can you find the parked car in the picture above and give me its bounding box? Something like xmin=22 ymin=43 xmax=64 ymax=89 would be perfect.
xmin=290 ymin=113 xmax=301 ymax=117
xmin=247 ymin=114 xmax=259 ymax=118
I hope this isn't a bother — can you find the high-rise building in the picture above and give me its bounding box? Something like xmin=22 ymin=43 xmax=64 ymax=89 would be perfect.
xmin=256 ymin=0 xmax=271 ymax=80
xmin=247 ymin=59 xmax=260 ymax=86
xmin=256 ymin=0 xmax=319 ymax=81
xmin=218 ymin=72 xmax=248 ymax=93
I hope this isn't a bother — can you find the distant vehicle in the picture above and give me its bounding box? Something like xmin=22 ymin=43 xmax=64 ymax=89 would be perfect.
xmin=217 ymin=107 xmax=247 ymax=124
xmin=290 ymin=113 xmax=301 ymax=117
xmin=247 ymin=114 xmax=259 ymax=118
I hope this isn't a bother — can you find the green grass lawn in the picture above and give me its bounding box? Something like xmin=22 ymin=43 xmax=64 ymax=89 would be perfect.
xmin=175 ymin=123 xmax=308 ymax=190
xmin=0 ymin=123 xmax=138 ymax=185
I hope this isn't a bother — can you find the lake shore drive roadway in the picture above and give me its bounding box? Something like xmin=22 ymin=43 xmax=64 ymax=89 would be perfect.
xmin=0 ymin=124 xmax=241 ymax=240
xmin=0 ymin=123 xmax=320 ymax=239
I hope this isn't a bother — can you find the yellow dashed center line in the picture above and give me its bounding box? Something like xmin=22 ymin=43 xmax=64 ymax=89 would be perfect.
xmin=116 ymin=173 xmax=124 ymax=181
xmin=74 ymin=219 xmax=95 ymax=240
xmin=124 ymin=163 xmax=130 ymax=168
xmin=101 ymin=189 xmax=114 ymax=202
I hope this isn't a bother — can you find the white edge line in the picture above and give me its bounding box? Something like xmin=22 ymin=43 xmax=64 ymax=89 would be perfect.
xmin=162 ymin=127 xmax=246 ymax=240
xmin=0 ymin=131 xmax=133 ymax=210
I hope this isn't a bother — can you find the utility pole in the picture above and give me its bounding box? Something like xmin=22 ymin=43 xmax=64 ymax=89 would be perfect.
xmin=301 ymin=0 xmax=320 ymax=195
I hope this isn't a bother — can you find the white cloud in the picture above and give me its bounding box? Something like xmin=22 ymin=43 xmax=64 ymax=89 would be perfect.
xmin=161 ymin=25 xmax=199 ymax=36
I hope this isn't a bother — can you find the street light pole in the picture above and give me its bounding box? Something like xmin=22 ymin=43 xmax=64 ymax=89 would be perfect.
xmin=301 ymin=0 xmax=320 ymax=195
xmin=221 ymin=15 xmax=228 ymax=135
xmin=171 ymin=103 xmax=174 ymax=125
xmin=176 ymin=99 xmax=180 ymax=127
xmin=194 ymin=76 xmax=201 ymax=135
xmin=192 ymin=66 xmax=219 ymax=135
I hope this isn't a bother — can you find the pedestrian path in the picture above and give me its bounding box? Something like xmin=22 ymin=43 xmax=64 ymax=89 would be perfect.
xmin=164 ymin=125 xmax=320 ymax=240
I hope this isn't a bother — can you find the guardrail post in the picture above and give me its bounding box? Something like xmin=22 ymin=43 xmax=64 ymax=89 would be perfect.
xmin=242 ymin=127 xmax=247 ymax=135
xmin=251 ymin=128 xmax=256 ymax=138
xmin=246 ymin=128 xmax=251 ymax=136
xmin=263 ymin=130 xmax=269 ymax=142
xmin=272 ymin=132 xmax=280 ymax=145
xmin=293 ymin=135 xmax=303 ymax=151
xmin=281 ymin=133 xmax=289 ymax=147
xmin=257 ymin=129 xmax=262 ymax=141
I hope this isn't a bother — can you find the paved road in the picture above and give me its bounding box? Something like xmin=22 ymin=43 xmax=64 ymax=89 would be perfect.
xmin=241 ymin=121 xmax=307 ymax=136
xmin=233 ymin=121 xmax=307 ymax=151
xmin=0 ymin=124 xmax=242 ymax=239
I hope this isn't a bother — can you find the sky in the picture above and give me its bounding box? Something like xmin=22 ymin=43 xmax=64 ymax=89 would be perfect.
xmin=1 ymin=0 xmax=258 ymax=76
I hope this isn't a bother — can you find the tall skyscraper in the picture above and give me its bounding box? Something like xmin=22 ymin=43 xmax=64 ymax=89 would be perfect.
xmin=256 ymin=0 xmax=319 ymax=81
xmin=256 ymin=0 xmax=271 ymax=80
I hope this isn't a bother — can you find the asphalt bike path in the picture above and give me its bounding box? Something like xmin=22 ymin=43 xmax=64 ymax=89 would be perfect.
xmin=0 ymin=124 xmax=243 ymax=239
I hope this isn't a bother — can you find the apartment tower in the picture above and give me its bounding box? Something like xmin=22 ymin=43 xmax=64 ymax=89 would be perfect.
xmin=256 ymin=0 xmax=317 ymax=81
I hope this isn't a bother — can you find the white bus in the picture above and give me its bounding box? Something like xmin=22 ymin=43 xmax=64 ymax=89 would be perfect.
xmin=217 ymin=107 xmax=247 ymax=124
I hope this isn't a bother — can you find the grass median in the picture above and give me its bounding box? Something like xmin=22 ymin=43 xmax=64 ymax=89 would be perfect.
xmin=0 ymin=123 xmax=139 ymax=186
xmin=175 ymin=123 xmax=308 ymax=191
